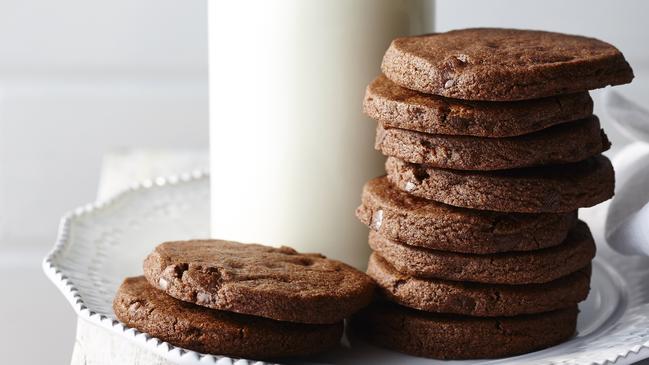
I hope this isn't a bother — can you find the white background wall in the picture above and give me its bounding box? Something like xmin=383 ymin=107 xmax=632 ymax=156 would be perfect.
xmin=0 ymin=0 xmax=209 ymax=250
xmin=437 ymin=0 xmax=649 ymax=65
xmin=0 ymin=1 xmax=647 ymax=364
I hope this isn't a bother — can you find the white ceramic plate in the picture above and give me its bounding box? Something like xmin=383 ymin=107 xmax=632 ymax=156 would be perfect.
xmin=43 ymin=172 xmax=649 ymax=365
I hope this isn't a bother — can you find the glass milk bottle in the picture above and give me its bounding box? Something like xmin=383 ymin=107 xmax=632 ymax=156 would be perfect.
xmin=209 ymin=0 xmax=435 ymax=268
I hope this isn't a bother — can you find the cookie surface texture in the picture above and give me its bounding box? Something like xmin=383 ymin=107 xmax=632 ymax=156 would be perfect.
xmin=375 ymin=116 xmax=609 ymax=170
xmin=364 ymin=74 xmax=593 ymax=137
xmin=351 ymin=301 xmax=578 ymax=359
xmin=385 ymin=155 xmax=615 ymax=213
xmin=113 ymin=277 xmax=343 ymax=358
xmin=356 ymin=176 xmax=578 ymax=253
xmin=143 ymin=239 xmax=375 ymax=324
xmin=382 ymin=28 xmax=633 ymax=100
xmin=367 ymin=220 xmax=595 ymax=284
xmin=367 ymin=253 xmax=590 ymax=316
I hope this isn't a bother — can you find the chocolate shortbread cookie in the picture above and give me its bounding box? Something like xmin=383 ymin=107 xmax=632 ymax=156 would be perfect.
xmin=386 ymin=155 xmax=615 ymax=213
xmin=356 ymin=176 xmax=577 ymax=254
xmin=143 ymin=240 xmax=375 ymax=324
xmin=376 ymin=116 xmax=609 ymax=170
xmin=351 ymin=301 xmax=578 ymax=359
xmin=368 ymin=220 xmax=595 ymax=284
xmin=382 ymin=28 xmax=633 ymax=101
xmin=367 ymin=253 xmax=590 ymax=317
xmin=113 ymin=277 xmax=343 ymax=358
xmin=364 ymin=74 xmax=593 ymax=137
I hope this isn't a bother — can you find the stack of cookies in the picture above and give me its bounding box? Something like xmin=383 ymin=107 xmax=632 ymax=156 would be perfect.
xmin=353 ymin=28 xmax=633 ymax=359
xmin=113 ymin=239 xmax=375 ymax=359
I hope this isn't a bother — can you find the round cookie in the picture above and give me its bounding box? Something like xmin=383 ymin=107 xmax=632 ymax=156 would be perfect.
xmin=356 ymin=176 xmax=577 ymax=254
xmin=367 ymin=253 xmax=591 ymax=317
xmin=351 ymin=301 xmax=578 ymax=359
xmin=382 ymin=28 xmax=633 ymax=101
xmin=385 ymin=155 xmax=615 ymax=213
xmin=368 ymin=220 xmax=595 ymax=284
xmin=113 ymin=276 xmax=343 ymax=358
xmin=375 ymin=116 xmax=609 ymax=171
xmin=364 ymin=74 xmax=594 ymax=137
xmin=143 ymin=240 xmax=375 ymax=324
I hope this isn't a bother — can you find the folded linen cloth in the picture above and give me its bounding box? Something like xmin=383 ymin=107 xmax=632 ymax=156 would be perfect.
xmin=603 ymin=89 xmax=649 ymax=256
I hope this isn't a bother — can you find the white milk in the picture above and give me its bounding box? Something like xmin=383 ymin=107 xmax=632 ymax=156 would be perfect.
xmin=209 ymin=0 xmax=434 ymax=268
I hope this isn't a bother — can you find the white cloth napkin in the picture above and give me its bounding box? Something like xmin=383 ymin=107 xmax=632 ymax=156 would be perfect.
xmin=603 ymin=89 xmax=649 ymax=256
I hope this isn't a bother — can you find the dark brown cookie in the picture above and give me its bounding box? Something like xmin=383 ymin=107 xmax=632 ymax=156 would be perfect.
xmin=368 ymin=220 xmax=595 ymax=284
xmin=143 ymin=240 xmax=375 ymax=324
xmin=367 ymin=253 xmax=590 ymax=317
xmin=356 ymin=176 xmax=577 ymax=254
xmin=386 ymin=155 xmax=615 ymax=213
xmin=376 ymin=116 xmax=609 ymax=171
xmin=364 ymin=74 xmax=594 ymax=137
xmin=113 ymin=276 xmax=343 ymax=358
xmin=351 ymin=301 xmax=578 ymax=359
xmin=382 ymin=28 xmax=633 ymax=101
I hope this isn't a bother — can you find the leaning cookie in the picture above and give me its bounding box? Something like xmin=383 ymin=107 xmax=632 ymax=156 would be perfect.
xmin=367 ymin=253 xmax=590 ymax=317
xmin=385 ymin=155 xmax=614 ymax=213
xmin=368 ymin=220 xmax=595 ymax=284
xmin=375 ymin=116 xmax=609 ymax=171
xmin=364 ymin=74 xmax=594 ymax=137
xmin=356 ymin=176 xmax=577 ymax=254
xmin=143 ymin=239 xmax=375 ymax=324
xmin=113 ymin=277 xmax=343 ymax=358
xmin=382 ymin=28 xmax=633 ymax=101
xmin=351 ymin=301 xmax=578 ymax=359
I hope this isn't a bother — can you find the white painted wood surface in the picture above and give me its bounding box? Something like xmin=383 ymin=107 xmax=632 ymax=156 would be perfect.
xmin=71 ymin=320 xmax=172 ymax=365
